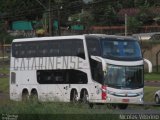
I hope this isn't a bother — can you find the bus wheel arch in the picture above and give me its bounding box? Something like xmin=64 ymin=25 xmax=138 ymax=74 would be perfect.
xmin=30 ymin=88 xmax=38 ymax=100
xmin=70 ymin=89 xmax=78 ymax=103
xmin=22 ymin=88 xmax=29 ymax=101
xmin=80 ymin=88 xmax=89 ymax=103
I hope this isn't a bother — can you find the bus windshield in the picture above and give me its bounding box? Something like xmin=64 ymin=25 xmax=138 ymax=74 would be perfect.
xmin=101 ymin=39 xmax=142 ymax=60
xmin=104 ymin=65 xmax=144 ymax=89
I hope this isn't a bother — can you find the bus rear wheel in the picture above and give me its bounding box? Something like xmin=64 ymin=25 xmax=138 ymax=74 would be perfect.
xmin=80 ymin=90 xmax=89 ymax=103
xmin=70 ymin=89 xmax=78 ymax=103
xmin=30 ymin=89 xmax=38 ymax=101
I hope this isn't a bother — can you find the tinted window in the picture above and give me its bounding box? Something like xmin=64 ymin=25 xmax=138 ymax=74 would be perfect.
xmin=12 ymin=39 xmax=85 ymax=59
xmin=101 ymin=39 xmax=142 ymax=60
xmin=86 ymin=36 xmax=101 ymax=56
xmin=60 ymin=40 xmax=85 ymax=58
xmin=104 ymin=65 xmax=144 ymax=89
xmin=37 ymin=69 xmax=88 ymax=84
xmin=48 ymin=41 xmax=60 ymax=56
xmin=89 ymin=58 xmax=103 ymax=84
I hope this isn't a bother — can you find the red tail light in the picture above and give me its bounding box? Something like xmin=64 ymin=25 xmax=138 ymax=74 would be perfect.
xmin=101 ymin=85 xmax=107 ymax=100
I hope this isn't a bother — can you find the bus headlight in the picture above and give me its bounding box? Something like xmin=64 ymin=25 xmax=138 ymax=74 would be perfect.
xmin=138 ymin=92 xmax=143 ymax=96
xmin=140 ymin=97 xmax=144 ymax=102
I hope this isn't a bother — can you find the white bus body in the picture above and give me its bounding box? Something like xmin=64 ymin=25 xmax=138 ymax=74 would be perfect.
xmin=10 ymin=34 xmax=144 ymax=108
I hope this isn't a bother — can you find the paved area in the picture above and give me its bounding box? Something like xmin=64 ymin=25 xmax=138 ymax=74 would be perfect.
xmin=145 ymin=81 xmax=160 ymax=87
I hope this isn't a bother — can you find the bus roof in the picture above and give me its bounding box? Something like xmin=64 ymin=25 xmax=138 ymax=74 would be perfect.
xmin=12 ymin=35 xmax=85 ymax=42
xmin=12 ymin=34 xmax=136 ymax=42
xmin=86 ymin=34 xmax=137 ymax=41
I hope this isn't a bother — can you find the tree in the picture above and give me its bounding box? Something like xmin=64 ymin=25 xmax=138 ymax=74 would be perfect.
xmin=127 ymin=17 xmax=142 ymax=33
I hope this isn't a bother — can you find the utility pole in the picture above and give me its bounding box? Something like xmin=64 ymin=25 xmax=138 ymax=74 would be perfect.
xmin=35 ymin=0 xmax=52 ymax=36
xmin=57 ymin=9 xmax=61 ymax=36
xmin=125 ymin=14 xmax=127 ymax=36
xmin=57 ymin=6 xmax=62 ymax=36
xmin=48 ymin=0 xmax=52 ymax=36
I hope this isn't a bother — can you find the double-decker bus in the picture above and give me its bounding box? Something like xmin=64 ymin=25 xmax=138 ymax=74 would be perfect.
xmin=10 ymin=34 xmax=144 ymax=109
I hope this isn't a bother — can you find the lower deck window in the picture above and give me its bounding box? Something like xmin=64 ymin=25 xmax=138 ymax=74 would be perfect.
xmin=11 ymin=72 xmax=16 ymax=84
xmin=37 ymin=69 xmax=88 ymax=84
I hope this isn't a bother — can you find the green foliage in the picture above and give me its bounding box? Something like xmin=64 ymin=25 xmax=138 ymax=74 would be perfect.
xmin=127 ymin=17 xmax=142 ymax=33
xmin=0 ymin=21 xmax=15 ymax=44
xmin=0 ymin=77 xmax=9 ymax=93
xmin=91 ymin=1 xmax=120 ymax=25
xmin=0 ymin=0 xmax=160 ymax=33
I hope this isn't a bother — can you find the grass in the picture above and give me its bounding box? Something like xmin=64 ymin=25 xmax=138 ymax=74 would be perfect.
xmin=0 ymin=86 xmax=158 ymax=120
xmin=0 ymin=77 xmax=9 ymax=93
xmin=0 ymin=100 xmax=119 ymax=120
xmin=0 ymin=60 xmax=9 ymax=74
xmin=0 ymin=65 xmax=9 ymax=74
xmin=0 ymin=100 xmax=112 ymax=114
xmin=144 ymin=73 xmax=160 ymax=81
xmin=144 ymin=86 xmax=159 ymax=103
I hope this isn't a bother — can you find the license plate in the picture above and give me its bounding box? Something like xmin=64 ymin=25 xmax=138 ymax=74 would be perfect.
xmin=122 ymin=99 xmax=129 ymax=103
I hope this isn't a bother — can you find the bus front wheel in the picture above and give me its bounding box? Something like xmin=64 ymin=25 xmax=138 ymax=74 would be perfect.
xmin=118 ymin=104 xmax=128 ymax=109
xmin=80 ymin=90 xmax=89 ymax=103
xmin=155 ymin=95 xmax=160 ymax=104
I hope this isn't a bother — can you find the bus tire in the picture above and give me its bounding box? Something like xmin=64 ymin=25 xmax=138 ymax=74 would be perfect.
xmin=22 ymin=89 xmax=29 ymax=101
xmin=30 ymin=89 xmax=38 ymax=101
xmin=107 ymin=104 xmax=117 ymax=109
xmin=80 ymin=89 xmax=89 ymax=103
xmin=118 ymin=104 xmax=128 ymax=109
xmin=89 ymin=103 xmax=94 ymax=109
xmin=70 ymin=89 xmax=78 ymax=103
xmin=155 ymin=95 xmax=160 ymax=104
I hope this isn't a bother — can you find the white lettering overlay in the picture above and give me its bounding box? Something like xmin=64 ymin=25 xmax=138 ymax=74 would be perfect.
xmin=11 ymin=56 xmax=84 ymax=71
xmin=119 ymin=114 xmax=160 ymax=120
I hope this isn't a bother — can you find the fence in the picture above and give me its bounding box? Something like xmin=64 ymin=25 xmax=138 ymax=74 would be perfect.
xmin=0 ymin=44 xmax=11 ymax=62
xmin=88 ymin=25 xmax=160 ymax=35
xmin=141 ymin=41 xmax=160 ymax=73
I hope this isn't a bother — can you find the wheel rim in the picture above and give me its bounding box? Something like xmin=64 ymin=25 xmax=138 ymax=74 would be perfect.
xmin=30 ymin=92 xmax=38 ymax=101
xmin=72 ymin=90 xmax=78 ymax=103
xmin=82 ymin=90 xmax=88 ymax=103
xmin=22 ymin=92 xmax=29 ymax=101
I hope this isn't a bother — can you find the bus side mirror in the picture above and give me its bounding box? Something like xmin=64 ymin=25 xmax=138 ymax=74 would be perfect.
xmin=144 ymin=58 xmax=152 ymax=73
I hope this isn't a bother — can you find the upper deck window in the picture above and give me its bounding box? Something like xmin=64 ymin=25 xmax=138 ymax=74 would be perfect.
xmin=12 ymin=39 xmax=85 ymax=59
xmin=101 ymin=38 xmax=142 ymax=61
xmin=85 ymin=36 xmax=101 ymax=56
